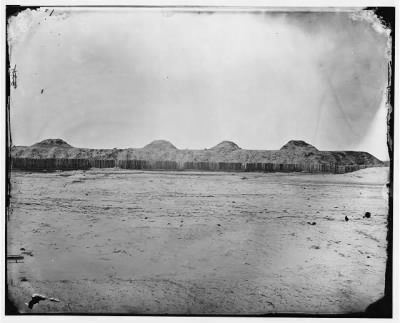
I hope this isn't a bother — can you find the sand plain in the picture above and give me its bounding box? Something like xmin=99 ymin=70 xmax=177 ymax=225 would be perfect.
xmin=7 ymin=167 xmax=389 ymax=314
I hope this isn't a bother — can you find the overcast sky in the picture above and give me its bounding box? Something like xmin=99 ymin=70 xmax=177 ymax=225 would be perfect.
xmin=8 ymin=8 xmax=390 ymax=160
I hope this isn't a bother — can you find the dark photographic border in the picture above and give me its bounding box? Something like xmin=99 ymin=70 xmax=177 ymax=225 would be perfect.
xmin=4 ymin=5 xmax=395 ymax=318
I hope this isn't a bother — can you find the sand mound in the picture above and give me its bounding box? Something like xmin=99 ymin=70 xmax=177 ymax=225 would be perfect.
xmin=277 ymin=140 xmax=320 ymax=163
xmin=280 ymin=140 xmax=319 ymax=152
xmin=31 ymin=139 xmax=73 ymax=148
xmin=210 ymin=141 xmax=241 ymax=153
xmin=143 ymin=140 xmax=177 ymax=151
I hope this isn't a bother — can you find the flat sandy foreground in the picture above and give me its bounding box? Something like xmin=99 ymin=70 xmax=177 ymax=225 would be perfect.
xmin=7 ymin=167 xmax=389 ymax=315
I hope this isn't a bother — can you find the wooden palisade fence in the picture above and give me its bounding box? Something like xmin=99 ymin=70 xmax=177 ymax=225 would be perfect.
xmin=11 ymin=158 xmax=90 ymax=171
xmin=11 ymin=157 xmax=375 ymax=174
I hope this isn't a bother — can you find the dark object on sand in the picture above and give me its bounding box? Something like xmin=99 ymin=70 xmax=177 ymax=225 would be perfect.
xmin=364 ymin=212 xmax=371 ymax=218
xmin=241 ymin=176 xmax=248 ymax=180
xmin=49 ymin=297 xmax=60 ymax=303
xmin=307 ymin=221 xmax=316 ymax=225
xmin=7 ymin=255 xmax=24 ymax=263
xmin=345 ymin=216 xmax=349 ymax=222
xmin=27 ymin=294 xmax=47 ymax=309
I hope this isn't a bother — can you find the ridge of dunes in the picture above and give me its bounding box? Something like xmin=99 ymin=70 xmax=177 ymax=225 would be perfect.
xmin=10 ymin=138 xmax=383 ymax=166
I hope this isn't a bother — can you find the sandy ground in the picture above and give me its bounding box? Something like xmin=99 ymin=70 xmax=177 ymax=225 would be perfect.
xmin=7 ymin=167 xmax=389 ymax=314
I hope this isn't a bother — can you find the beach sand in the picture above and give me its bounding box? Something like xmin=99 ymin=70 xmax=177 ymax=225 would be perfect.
xmin=7 ymin=167 xmax=389 ymax=314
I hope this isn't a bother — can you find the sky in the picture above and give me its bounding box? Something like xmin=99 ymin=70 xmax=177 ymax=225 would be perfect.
xmin=8 ymin=8 xmax=391 ymax=160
